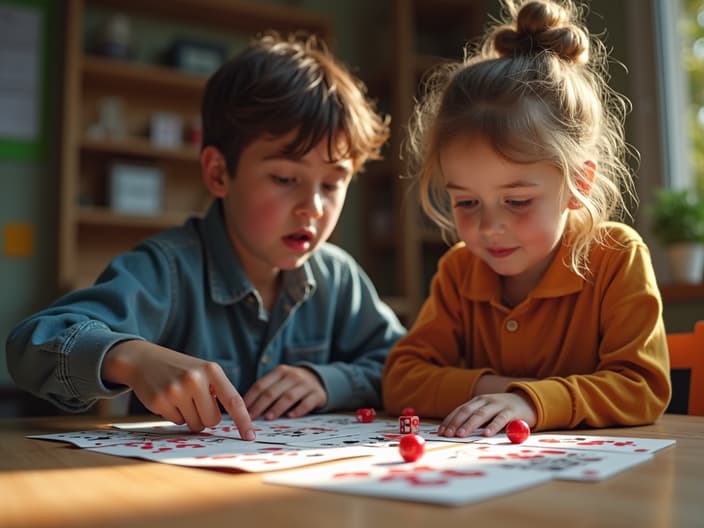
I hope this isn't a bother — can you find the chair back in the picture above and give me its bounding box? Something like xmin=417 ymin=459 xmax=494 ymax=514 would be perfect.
xmin=667 ymin=321 xmax=704 ymax=416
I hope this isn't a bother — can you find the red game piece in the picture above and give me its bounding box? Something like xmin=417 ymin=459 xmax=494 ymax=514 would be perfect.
xmin=401 ymin=407 xmax=415 ymax=417
xmin=399 ymin=434 xmax=425 ymax=462
xmin=505 ymin=419 xmax=531 ymax=444
xmin=355 ymin=408 xmax=376 ymax=423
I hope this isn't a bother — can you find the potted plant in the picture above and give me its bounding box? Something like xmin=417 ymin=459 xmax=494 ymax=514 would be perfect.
xmin=649 ymin=188 xmax=704 ymax=283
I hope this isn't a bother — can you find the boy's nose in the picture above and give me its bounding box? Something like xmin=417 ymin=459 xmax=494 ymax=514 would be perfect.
xmin=297 ymin=189 xmax=324 ymax=219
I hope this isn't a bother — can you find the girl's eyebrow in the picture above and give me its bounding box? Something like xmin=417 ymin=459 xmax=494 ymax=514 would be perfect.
xmin=446 ymin=179 xmax=539 ymax=191
xmin=500 ymin=180 xmax=539 ymax=189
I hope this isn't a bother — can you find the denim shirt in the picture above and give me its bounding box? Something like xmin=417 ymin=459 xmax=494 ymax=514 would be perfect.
xmin=6 ymin=201 xmax=405 ymax=413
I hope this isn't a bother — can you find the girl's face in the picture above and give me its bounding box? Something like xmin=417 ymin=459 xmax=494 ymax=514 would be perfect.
xmin=440 ymin=135 xmax=571 ymax=294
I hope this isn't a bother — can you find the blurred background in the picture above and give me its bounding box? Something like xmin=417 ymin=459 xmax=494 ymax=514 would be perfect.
xmin=1 ymin=0 xmax=702 ymax=417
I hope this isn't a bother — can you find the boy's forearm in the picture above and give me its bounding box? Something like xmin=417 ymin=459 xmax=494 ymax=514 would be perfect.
xmin=304 ymin=361 xmax=382 ymax=411
xmin=7 ymin=317 xmax=139 ymax=410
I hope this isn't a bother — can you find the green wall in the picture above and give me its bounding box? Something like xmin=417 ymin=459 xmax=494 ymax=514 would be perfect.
xmin=0 ymin=0 xmax=59 ymax=386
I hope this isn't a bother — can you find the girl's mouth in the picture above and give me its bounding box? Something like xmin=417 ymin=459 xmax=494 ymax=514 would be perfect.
xmin=488 ymin=247 xmax=517 ymax=258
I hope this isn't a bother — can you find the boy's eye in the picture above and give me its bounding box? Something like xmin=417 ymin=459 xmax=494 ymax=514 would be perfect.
xmin=271 ymin=175 xmax=293 ymax=185
xmin=323 ymin=181 xmax=342 ymax=192
xmin=505 ymin=198 xmax=532 ymax=208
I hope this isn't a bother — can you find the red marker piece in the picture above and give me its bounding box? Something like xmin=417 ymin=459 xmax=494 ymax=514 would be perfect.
xmin=401 ymin=407 xmax=416 ymax=417
xmin=355 ymin=408 xmax=376 ymax=423
xmin=399 ymin=434 xmax=425 ymax=462
xmin=505 ymin=419 xmax=531 ymax=444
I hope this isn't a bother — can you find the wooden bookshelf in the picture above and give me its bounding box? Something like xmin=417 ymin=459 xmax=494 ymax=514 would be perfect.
xmin=58 ymin=0 xmax=331 ymax=292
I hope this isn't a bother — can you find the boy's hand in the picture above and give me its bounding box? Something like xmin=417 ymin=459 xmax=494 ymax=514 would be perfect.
xmin=436 ymin=393 xmax=537 ymax=438
xmin=244 ymin=365 xmax=327 ymax=420
xmin=102 ymin=340 xmax=255 ymax=439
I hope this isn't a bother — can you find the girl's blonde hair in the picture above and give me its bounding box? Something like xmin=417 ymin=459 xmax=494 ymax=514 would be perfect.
xmin=408 ymin=0 xmax=636 ymax=278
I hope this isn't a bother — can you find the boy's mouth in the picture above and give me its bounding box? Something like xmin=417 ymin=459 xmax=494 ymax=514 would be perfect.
xmin=282 ymin=229 xmax=315 ymax=252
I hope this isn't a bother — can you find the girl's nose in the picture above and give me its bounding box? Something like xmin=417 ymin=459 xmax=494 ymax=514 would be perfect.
xmin=479 ymin=208 xmax=506 ymax=235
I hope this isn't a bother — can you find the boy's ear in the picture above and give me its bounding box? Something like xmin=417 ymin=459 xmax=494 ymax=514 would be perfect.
xmin=568 ymin=160 xmax=596 ymax=210
xmin=201 ymin=146 xmax=230 ymax=198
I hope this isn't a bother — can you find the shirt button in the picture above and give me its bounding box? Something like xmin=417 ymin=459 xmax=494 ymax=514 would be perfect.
xmin=260 ymin=354 xmax=270 ymax=365
xmin=505 ymin=319 xmax=519 ymax=332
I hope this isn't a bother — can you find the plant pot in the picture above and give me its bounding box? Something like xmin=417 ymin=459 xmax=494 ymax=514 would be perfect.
xmin=665 ymin=243 xmax=704 ymax=283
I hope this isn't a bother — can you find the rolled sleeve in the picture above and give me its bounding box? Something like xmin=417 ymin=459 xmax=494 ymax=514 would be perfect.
xmin=64 ymin=321 xmax=144 ymax=401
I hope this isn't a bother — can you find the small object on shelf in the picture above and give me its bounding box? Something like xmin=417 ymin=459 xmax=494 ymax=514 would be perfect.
xmin=93 ymin=14 xmax=133 ymax=59
xmin=165 ymin=38 xmax=226 ymax=75
xmin=186 ymin=115 xmax=203 ymax=146
xmin=150 ymin=112 xmax=184 ymax=149
xmin=88 ymin=96 xmax=127 ymax=140
xmin=399 ymin=414 xmax=419 ymax=434
xmin=400 ymin=407 xmax=415 ymax=417
xmin=505 ymin=419 xmax=531 ymax=444
xmin=109 ymin=162 xmax=164 ymax=216
xmin=355 ymin=408 xmax=376 ymax=423
xmin=399 ymin=433 xmax=425 ymax=462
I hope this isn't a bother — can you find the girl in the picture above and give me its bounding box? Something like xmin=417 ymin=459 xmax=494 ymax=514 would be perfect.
xmin=382 ymin=0 xmax=671 ymax=437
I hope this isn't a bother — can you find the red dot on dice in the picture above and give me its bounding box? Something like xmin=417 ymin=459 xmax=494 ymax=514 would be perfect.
xmin=399 ymin=434 xmax=425 ymax=462
xmin=401 ymin=407 xmax=416 ymax=417
xmin=505 ymin=419 xmax=531 ymax=444
xmin=355 ymin=408 xmax=376 ymax=423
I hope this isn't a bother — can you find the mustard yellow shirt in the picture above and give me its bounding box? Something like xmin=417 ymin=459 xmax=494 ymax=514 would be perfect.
xmin=383 ymin=222 xmax=671 ymax=431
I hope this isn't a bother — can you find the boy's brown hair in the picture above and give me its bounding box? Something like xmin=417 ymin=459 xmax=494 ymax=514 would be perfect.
xmin=202 ymin=32 xmax=389 ymax=174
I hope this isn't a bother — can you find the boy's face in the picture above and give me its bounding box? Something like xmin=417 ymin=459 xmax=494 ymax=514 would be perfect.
xmin=219 ymin=131 xmax=353 ymax=281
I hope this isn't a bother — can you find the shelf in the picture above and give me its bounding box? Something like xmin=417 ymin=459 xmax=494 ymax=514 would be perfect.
xmin=77 ymin=206 xmax=195 ymax=229
xmin=86 ymin=0 xmax=331 ymax=38
xmin=81 ymin=137 xmax=200 ymax=162
xmin=660 ymin=283 xmax=704 ymax=301
xmin=82 ymin=55 xmax=207 ymax=95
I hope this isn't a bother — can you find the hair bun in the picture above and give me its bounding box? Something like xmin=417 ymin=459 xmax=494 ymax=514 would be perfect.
xmin=492 ymin=0 xmax=589 ymax=64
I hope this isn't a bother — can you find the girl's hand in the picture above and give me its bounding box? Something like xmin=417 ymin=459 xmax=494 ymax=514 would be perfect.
xmin=102 ymin=340 xmax=255 ymax=439
xmin=243 ymin=365 xmax=328 ymax=420
xmin=436 ymin=393 xmax=537 ymax=437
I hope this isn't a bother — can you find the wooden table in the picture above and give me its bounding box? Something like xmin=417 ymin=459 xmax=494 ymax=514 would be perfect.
xmin=1 ymin=413 xmax=702 ymax=528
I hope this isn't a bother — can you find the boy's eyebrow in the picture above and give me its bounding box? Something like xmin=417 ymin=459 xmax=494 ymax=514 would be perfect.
xmin=262 ymin=152 xmax=353 ymax=175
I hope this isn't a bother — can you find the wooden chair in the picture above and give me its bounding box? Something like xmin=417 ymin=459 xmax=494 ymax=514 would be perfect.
xmin=666 ymin=321 xmax=704 ymax=416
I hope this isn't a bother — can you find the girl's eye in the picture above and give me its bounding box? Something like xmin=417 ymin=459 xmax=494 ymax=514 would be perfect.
xmin=454 ymin=199 xmax=478 ymax=209
xmin=505 ymin=199 xmax=532 ymax=208
xmin=323 ymin=182 xmax=342 ymax=192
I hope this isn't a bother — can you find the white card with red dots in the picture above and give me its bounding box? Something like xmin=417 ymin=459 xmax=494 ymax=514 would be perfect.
xmin=112 ymin=415 xmax=370 ymax=446
xmin=27 ymin=429 xmax=163 ymax=448
xmin=264 ymin=448 xmax=552 ymax=506
xmin=435 ymin=443 xmax=654 ymax=481
xmin=82 ymin=435 xmax=376 ymax=472
xmin=475 ymin=433 xmax=676 ymax=455
xmin=110 ymin=414 xmax=471 ymax=449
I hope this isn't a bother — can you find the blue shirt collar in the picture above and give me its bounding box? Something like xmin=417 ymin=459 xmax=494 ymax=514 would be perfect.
xmin=200 ymin=200 xmax=315 ymax=306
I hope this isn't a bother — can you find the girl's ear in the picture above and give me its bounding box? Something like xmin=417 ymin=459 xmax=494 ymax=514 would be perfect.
xmin=201 ymin=146 xmax=230 ymax=198
xmin=568 ymin=160 xmax=596 ymax=210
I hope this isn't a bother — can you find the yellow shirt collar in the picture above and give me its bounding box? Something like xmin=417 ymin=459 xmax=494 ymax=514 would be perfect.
xmin=460 ymin=240 xmax=584 ymax=302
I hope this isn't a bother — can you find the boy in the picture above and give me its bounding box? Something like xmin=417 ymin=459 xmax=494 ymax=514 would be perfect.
xmin=6 ymin=34 xmax=405 ymax=440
